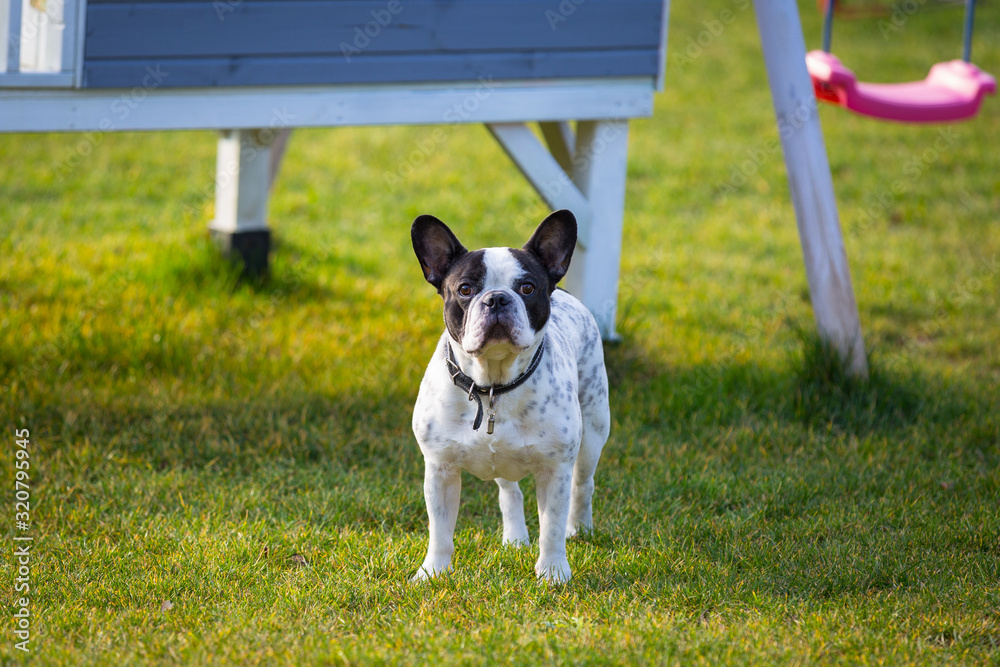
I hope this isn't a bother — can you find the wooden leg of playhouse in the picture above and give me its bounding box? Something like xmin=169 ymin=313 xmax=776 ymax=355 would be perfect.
xmin=487 ymin=120 xmax=630 ymax=340
xmin=209 ymin=129 xmax=276 ymax=276
xmin=753 ymin=0 xmax=869 ymax=377
xmin=563 ymin=120 xmax=630 ymax=341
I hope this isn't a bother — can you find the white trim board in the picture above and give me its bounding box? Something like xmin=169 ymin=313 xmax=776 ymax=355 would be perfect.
xmin=0 ymin=71 xmax=74 ymax=87
xmin=0 ymin=77 xmax=655 ymax=133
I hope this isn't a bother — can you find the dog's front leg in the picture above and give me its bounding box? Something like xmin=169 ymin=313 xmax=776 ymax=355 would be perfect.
xmin=412 ymin=461 xmax=462 ymax=582
xmin=534 ymin=464 xmax=573 ymax=583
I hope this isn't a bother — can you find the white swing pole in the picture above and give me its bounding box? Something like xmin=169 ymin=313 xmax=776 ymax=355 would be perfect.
xmin=753 ymin=0 xmax=869 ymax=378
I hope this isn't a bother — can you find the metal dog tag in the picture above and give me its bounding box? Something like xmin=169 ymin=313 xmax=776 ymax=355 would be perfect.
xmin=487 ymin=388 xmax=496 ymax=434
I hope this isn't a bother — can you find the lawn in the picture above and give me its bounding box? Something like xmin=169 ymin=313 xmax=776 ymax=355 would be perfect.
xmin=2 ymin=0 xmax=999 ymax=664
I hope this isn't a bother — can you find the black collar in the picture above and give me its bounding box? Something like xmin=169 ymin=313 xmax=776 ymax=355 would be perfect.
xmin=446 ymin=339 xmax=546 ymax=432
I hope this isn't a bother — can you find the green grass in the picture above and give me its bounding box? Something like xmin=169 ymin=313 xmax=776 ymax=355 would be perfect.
xmin=2 ymin=1 xmax=999 ymax=664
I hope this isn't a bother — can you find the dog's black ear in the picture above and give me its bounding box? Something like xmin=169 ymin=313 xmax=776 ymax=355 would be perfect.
xmin=523 ymin=210 xmax=577 ymax=287
xmin=412 ymin=215 xmax=468 ymax=291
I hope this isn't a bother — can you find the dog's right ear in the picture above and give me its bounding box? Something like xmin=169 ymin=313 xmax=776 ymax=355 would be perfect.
xmin=411 ymin=215 xmax=468 ymax=291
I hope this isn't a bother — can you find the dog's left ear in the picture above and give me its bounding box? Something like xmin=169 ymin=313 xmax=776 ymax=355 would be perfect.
xmin=412 ymin=215 xmax=468 ymax=292
xmin=523 ymin=210 xmax=577 ymax=287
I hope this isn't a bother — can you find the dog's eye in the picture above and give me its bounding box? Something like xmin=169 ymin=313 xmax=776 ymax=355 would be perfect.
xmin=458 ymin=283 xmax=473 ymax=297
xmin=519 ymin=283 xmax=535 ymax=296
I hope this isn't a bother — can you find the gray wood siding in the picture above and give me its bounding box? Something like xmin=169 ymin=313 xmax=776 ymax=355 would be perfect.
xmin=82 ymin=0 xmax=664 ymax=88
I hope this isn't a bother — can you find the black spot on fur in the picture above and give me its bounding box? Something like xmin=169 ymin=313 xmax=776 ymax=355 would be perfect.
xmin=440 ymin=250 xmax=486 ymax=343
xmin=509 ymin=249 xmax=553 ymax=334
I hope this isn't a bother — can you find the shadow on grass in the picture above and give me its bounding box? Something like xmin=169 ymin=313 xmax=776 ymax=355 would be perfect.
xmin=10 ymin=307 xmax=998 ymax=607
xmin=16 ymin=312 xmax=994 ymax=479
xmin=604 ymin=328 xmax=983 ymax=442
xmin=145 ymin=233 xmax=341 ymax=303
xmin=126 ymin=229 xmax=385 ymax=306
xmin=31 ymin=388 xmax=420 ymax=474
xmin=592 ymin=329 xmax=999 ymax=605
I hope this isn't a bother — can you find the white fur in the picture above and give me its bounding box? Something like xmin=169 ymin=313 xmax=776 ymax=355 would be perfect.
xmin=482 ymin=247 xmax=524 ymax=289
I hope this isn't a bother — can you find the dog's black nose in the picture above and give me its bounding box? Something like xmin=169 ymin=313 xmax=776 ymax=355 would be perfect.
xmin=483 ymin=291 xmax=511 ymax=310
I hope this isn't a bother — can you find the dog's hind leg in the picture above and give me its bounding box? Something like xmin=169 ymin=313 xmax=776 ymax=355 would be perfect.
xmin=568 ymin=314 xmax=610 ymax=538
xmin=566 ymin=430 xmax=603 ymax=537
xmin=568 ymin=392 xmax=610 ymax=537
xmin=496 ymin=478 xmax=530 ymax=546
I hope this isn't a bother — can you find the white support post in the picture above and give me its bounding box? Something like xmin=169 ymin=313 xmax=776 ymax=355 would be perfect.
xmin=562 ymin=120 xmax=630 ymax=341
xmin=209 ymin=128 xmax=276 ymax=275
xmin=753 ymin=1 xmax=868 ymax=377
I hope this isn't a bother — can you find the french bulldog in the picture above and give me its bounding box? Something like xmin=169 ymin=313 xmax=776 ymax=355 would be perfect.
xmin=409 ymin=209 xmax=610 ymax=584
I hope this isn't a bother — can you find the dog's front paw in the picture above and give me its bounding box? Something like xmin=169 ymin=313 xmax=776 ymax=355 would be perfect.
xmin=410 ymin=558 xmax=452 ymax=583
xmin=502 ymin=532 xmax=530 ymax=548
xmin=535 ymin=556 xmax=572 ymax=584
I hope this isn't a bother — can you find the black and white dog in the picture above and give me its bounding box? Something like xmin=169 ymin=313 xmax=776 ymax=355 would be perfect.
xmin=410 ymin=210 xmax=610 ymax=583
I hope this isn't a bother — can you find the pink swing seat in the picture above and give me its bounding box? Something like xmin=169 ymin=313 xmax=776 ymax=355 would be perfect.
xmin=806 ymin=50 xmax=996 ymax=123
